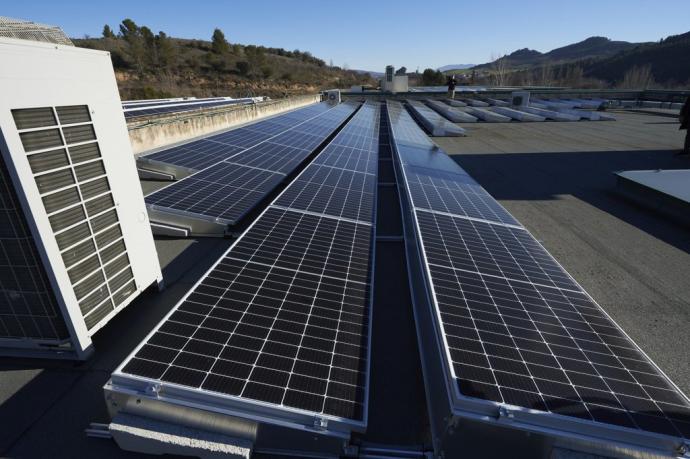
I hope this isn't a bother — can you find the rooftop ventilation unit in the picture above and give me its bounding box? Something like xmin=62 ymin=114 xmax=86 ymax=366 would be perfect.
xmin=511 ymin=90 xmax=531 ymax=107
xmin=0 ymin=16 xmax=72 ymax=46
xmin=385 ymin=65 xmax=394 ymax=82
xmin=0 ymin=38 xmax=162 ymax=359
xmin=326 ymin=89 xmax=341 ymax=104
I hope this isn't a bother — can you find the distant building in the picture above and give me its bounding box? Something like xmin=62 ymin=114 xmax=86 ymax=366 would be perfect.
xmin=381 ymin=64 xmax=408 ymax=93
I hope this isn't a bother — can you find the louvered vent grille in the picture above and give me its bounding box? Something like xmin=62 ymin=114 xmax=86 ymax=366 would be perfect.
xmin=11 ymin=105 xmax=136 ymax=330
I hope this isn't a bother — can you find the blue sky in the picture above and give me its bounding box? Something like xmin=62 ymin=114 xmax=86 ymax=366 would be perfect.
xmin=5 ymin=0 xmax=690 ymax=71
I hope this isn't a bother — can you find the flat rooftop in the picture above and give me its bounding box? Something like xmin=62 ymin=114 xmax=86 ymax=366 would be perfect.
xmin=1 ymin=109 xmax=688 ymax=457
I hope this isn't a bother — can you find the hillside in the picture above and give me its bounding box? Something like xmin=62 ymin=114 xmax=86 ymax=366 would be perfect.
xmin=545 ymin=36 xmax=639 ymax=61
xmin=461 ymin=33 xmax=688 ymax=88
xmin=473 ymin=36 xmax=640 ymax=70
xmin=585 ymin=31 xmax=690 ymax=85
xmin=438 ymin=64 xmax=475 ymax=72
xmin=75 ymin=19 xmax=374 ymax=99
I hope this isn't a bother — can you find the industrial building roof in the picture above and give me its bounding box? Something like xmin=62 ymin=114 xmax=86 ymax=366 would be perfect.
xmin=0 ymin=109 xmax=689 ymax=458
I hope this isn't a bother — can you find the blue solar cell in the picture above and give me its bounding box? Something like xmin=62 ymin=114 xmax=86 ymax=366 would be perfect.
xmin=141 ymin=140 xmax=245 ymax=171
xmin=145 ymin=164 xmax=284 ymax=224
xmin=404 ymin=165 xmax=520 ymax=226
xmin=275 ymin=164 xmax=376 ymax=223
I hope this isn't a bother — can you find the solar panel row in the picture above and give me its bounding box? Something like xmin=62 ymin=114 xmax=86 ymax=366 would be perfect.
xmin=122 ymin=97 xmax=226 ymax=110
xmin=276 ymin=101 xmax=380 ymax=224
xmin=139 ymin=103 xmax=333 ymax=173
xmin=386 ymin=99 xmax=690 ymax=445
xmin=113 ymin=101 xmax=381 ymax=432
xmin=145 ymin=103 xmax=358 ymax=228
xmin=124 ymin=98 xmax=255 ymax=119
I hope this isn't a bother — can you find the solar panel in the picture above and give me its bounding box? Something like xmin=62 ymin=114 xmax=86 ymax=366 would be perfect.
xmin=230 ymin=142 xmax=311 ymax=174
xmin=406 ymin=100 xmax=466 ymax=137
xmin=415 ymin=210 xmax=580 ymax=298
xmin=110 ymin=102 xmax=380 ymax=440
xmin=120 ymin=208 xmax=372 ymax=420
xmin=274 ymin=163 xmax=376 ymax=223
xmin=271 ymin=130 xmax=328 ymax=151
xmin=405 ymin=166 xmax=521 ymax=227
xmin=123 ymin=98 xmax=255 ymax=119
xmin=312 ymin=144 xmax=377 ymax=175
xmin=145 ymin=163 xmax=284 ymax=225
xmin=274 ymin=102 xmax=380 ymax=224
xmin=205 ymin=129 xmax=271 ymax=149
xmin=138 ymin=103 xmax=333 ymax=175
xmin=144 ymin=103 xmax=359 ymax=232
xmin=140 ymin=140 xmax=246 ymax=172
xmin=386 ymin=100 xmax=690 ymax=451
xmin=122 ymin=97 xmax=226 ymax=110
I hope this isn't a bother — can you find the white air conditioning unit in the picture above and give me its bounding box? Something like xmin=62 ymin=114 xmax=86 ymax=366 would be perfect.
xmin=511 ymin=90 xmax=531 ymax=107
xmin=326 ymin=89 xmax=341 ymax=104
xmin=0 ymin=37 xmax=162 ymax=359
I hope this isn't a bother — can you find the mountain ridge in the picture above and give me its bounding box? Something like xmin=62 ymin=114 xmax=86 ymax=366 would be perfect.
xmin=471 ymin=36 xmax=643 ymax=70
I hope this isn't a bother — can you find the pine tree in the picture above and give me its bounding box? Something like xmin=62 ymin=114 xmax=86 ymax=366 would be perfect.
xmin=211 ymin=28 xmax=230 ymax=54
xmin=119 ymin=19 xmax=146 ymax=73
xmin=102 ymin=25 xmax=115 ymax=39
xmin=156 ymin=32 xmax=177 ymax=70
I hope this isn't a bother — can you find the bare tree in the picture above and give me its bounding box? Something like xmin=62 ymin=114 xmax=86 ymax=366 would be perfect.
xmin=557 ymin=65 xmax=585 ymax=87
xmin=490 ymin=52 xmax=509 ymax=87
xmin=539 ymin=63 xmax=554 ymax=87
xmin=619 ymin=64 xmax=655 ymax=89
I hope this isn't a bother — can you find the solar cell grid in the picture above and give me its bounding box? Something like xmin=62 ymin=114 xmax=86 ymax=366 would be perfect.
xmin=312 ymin=144 xmax=377 ymax=174
xmin=228 ymin=207 xmax=372 ymax=284
xmin=229 ymin=142 xmax=311 ymax=174
xmin=406 ymin=166 xmax=521 ymax=227
xmin=242 ymin=121 xmax=289 ymax=136
xmin=291 ymin=124 xmax=340 ymax=138
xmin=115 ymin=101 xmax=379 ymax=429
xmin=144 ymin=102 xmax=358 ymax=227
xmin=207 ymin=129 xmax=272 ymax=149
xmin=145 ymin=164 xmax=284 ymax=224
xmin=274 ymin=164 xmax=376 ymax=223
xmin=124 ymin=99 xmax=254 ymax=119
xmin=119 ymin=206 xmax=373 ymax=421
xmin=416 ymin=210 xmax=582 ymax=296
xmin=275 ymin=102 xmax=380 ymax=223
xmin=330 ymin=131 xmax=377 ymax=152
xmin=269 ymin=130 xmax=324 ymax=151
xmin=140 ymin=103 xmax=333 ymax=172
xmin=142 ymin=140 xmax=245 ymax=171
xmin=386 ymin=99 xmax=690 ymax=443
xmin=427 ymin=262 xmax=690 ymax=438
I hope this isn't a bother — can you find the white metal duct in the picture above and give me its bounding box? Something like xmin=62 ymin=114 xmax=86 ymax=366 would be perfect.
xmin=0 ymin=38 xmax=162 ymax=359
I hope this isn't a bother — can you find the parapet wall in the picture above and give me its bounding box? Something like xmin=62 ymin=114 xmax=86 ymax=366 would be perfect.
xmin=128 ymin=94 xmax=321 ymax=154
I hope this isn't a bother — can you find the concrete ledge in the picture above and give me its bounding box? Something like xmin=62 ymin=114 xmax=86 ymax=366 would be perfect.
xmin=615 ymin=169 xmax=690 ymax=227
xmin=127 ymin=94 xmax=321 ymax=154
xmin=110 ymin=413 xmax=252 ymax=459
